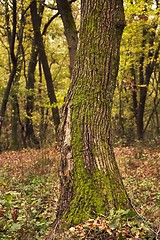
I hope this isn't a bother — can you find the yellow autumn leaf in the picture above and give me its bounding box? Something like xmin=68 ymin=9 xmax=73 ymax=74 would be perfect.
xmin=137 ymin=84 xmax=147 ymax=88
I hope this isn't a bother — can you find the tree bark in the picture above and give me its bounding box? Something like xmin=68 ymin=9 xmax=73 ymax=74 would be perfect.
xmin=11 ymin=94 xmax=19 ymax=150
xmin=11 ymin=59 xmax=23 ymax=150
xmin=25 ymin=41 xmax=40 ymax=148
xmin=56 ymin=0 xmax=78 ymax=76
xmin=55 ymin=0 xmax=131 ymax=228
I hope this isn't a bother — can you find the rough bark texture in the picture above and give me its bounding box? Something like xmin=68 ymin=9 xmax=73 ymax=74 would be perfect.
xmin=56 ymin=0 xmax=131 ymax=228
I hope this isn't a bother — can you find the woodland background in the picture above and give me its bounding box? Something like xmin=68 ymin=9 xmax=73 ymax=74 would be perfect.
xmin=0 ymin=0 xmax=159 ymax=150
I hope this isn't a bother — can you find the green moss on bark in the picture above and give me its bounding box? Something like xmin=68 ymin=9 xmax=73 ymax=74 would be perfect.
xmin=57 ymin=0 xmax=130 ymax=228
xmin=61 ymin=100 xmax=129 ymax=225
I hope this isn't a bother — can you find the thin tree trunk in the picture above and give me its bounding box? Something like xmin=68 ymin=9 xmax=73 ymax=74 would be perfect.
xmin=137 ymin=54 xmax=146 ymax=140
xmin=11 ymin=94 xmax=19 ymax=150
xmin=136 ymin=32 xmax=160 ymax=140
xmin=118 ymin=82 xmax=125 ymax=135
xmin=56 ymin=0 xmax=78 ymax=76
xmin=0 ymin=64 xmax=17 ymax=138
xmin=11 ymin=60 xmax=23 ymax=150
xmin=30 ymin=0 xmax=60 ymax=133
xmin=25 ymin=1 xmax=45 ymax=148
xmin=144 ymin=99 xmax=160 ymax=134
xmin=25 ymin=41 xmax=40 ymax=148
xmin=37 ymin=59 xmax=49 ymax=145
xmin=0 ymin=0 xmax=25 ymax=149
xmin=0 ymin=0 xmax=17 ymax=146
xmin=130 ymin=67 xmax=138 ymax=121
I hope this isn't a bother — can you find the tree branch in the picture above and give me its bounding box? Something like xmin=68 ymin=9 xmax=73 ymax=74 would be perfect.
xmin=42 ymin=0 xmax=77 ymax=36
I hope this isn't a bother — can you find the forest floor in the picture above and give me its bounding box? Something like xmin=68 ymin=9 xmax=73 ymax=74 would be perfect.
xmin=0 ymin=145 xmax=159 ymax=239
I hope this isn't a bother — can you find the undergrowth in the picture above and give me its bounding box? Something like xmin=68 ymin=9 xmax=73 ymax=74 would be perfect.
xmin=0 ymin=148 xmax=59 ymax=240
xmin=0 ymin=146 xmax=159 ymax=239
xmin=54 ymin=209 xmax=157 ymax=239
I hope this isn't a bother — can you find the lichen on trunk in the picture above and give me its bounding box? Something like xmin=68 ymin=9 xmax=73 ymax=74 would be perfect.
xmin=56 ymin=0 xmax=131 ymax=228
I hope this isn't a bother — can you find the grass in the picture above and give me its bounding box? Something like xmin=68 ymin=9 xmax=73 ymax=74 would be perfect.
xmin=0 ymin=146 xmax=159 ymax=239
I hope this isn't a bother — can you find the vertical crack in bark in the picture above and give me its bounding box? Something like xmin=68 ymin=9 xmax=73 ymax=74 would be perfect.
xmin=82 ymin=115 xmax=95 ymax=172
xmin=60 ymin=101 xmax=75 ymax=183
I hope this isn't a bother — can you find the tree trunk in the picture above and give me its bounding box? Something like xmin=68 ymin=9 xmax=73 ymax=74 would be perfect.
xmin=30 ymin=0 xmax=60 ymax=133
xmin=56 ymin=0 xmax=78 ymax=75
xmin=0 ymin=63 xmax=17 ymax=136
xmin=137 ymin=55 xmax=146 ymax=140
xmin=11 ymin=94 xmax=19 ymax=150
xmin=0 ymin=0 xmax=25 ymax=150
xmin=25 ymin=40 xmax=40 ymax=148
xmin=38 ymin=60 xmax=49 ymax=145
xmin=133 ymin=29 xmax=160 ymax=140
xmin=56 ymin=0 xmax=131 ymax=228
xmin=0 ymin=0 xmax=17 ymax=148
xmin=11 ymin=60 xmax=23 ymax=150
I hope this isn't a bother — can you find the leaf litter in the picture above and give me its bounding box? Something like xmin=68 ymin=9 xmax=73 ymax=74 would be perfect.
xmin=0 ymin=146 xmax=159 ymax=239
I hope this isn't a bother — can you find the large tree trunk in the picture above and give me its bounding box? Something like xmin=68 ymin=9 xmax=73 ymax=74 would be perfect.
xmin=56 ymin=0 xmax=131 ymax=228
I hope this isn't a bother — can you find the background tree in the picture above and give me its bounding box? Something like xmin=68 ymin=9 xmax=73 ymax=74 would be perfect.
xmin=113 ymin=0 xmax=160 ymax=142
xmin=30 ymin=0 xmax=60 ymax=134
xmin=0 ymin=0 xmax=159 ymax=150
xmin=0 ymin=0 xmax=25 ymax=150
xmin=0 ymin=0 xmax=70 ymax=150
xmin=56 ymin=0 xmax=78 ymax=76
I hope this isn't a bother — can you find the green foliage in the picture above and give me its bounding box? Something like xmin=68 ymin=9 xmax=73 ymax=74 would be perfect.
xmin=0 ymin=149 xmax=59 ymax=239
xmin=0 ymin=146 xmax=159 ymax=239
xmin=0 ymin=0 xmax=159 ymax=148
xmin=0 ymin=0 xmax=71 ymax=150
xmin=112 ymin=0 xmax=160 ymax=142
xmin=55 ymin=209 xmax=156 ymax=239
xmin=107 ymin=208 xmax=155 ymax=239
xmin=0 ymin=175 xmax=56 ymax=239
